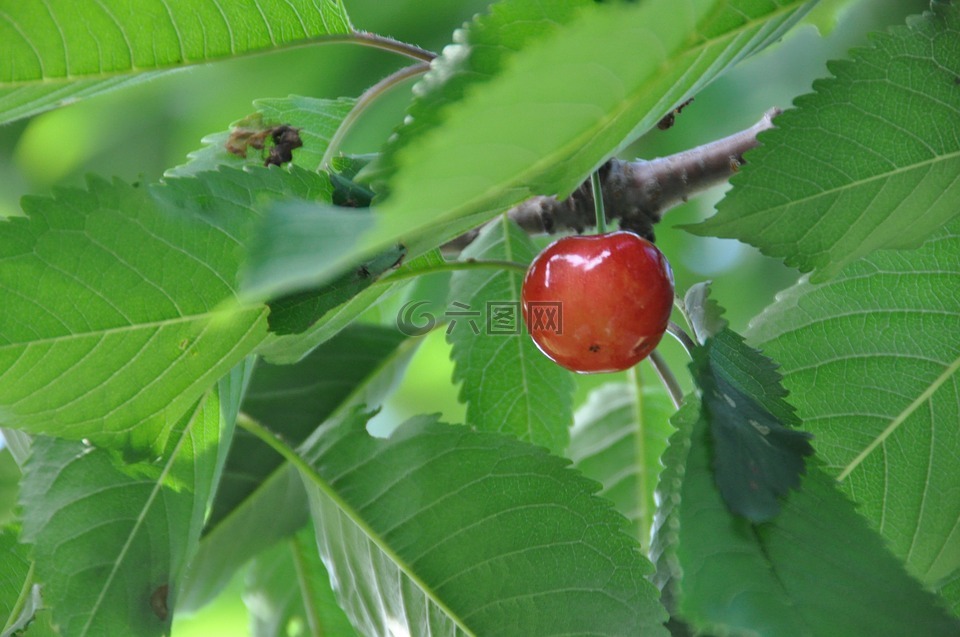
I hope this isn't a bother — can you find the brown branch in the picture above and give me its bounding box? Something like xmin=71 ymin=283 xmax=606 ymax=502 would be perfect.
xmin=444 ymin=108 xmax=781 ymax=251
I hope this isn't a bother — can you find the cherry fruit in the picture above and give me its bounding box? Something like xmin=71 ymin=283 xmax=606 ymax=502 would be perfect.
xmin=521 ymin=231 xmax=674 ymax=373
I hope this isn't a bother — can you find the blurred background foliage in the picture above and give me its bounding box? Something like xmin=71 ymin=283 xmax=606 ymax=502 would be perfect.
xmin=0 ymin=0 xmax=930 ymax=633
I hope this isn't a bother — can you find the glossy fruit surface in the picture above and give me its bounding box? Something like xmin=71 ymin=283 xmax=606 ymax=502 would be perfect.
xmin=521 ymin=231 xmax=674 ymax=373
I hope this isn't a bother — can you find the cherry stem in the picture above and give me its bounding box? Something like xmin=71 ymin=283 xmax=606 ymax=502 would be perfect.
xmin=322 ymin=62 xmax=431 ymax=169
xmin=666 ymin=321 xmax=698 ymax=358
xmin=648 ymin=350 xmax=683 ymax=409
xmin=590 ymin=170 xmax=608 ymax=234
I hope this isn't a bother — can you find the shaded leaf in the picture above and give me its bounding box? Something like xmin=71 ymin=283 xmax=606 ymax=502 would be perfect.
xmin=364 ymin=0 xmax=815 ymax=257
xmin=688 ymin=3 xmax=960 ymax=281
xmin=0 ymin=1 xmax=352 ymax=124
xmin=690 ymin=329 xmax=814 ymax=522
xmin=300 ymin=408 xmax=669 ymax=636
xmin=245 ymin=527 xmax=359 ymax=637
xmin=180 ymin=325 xmax=416 ymax=612
xmin=256 ymin=250 xmax=446 ymax=364
xmin=447 ymin=218 xmax=575 ymax=454
xmin=750 ymin=216 xmax=960 ymax=585
xmin=19 ymin=387 xmax=225 ymax=637
xmin=267 ymin=244 xmax=405 ymax=336
xmin=652 ymin=399 xmax=960 ymax=637
xmin=568 ymin=377 xmax=674 ymax=551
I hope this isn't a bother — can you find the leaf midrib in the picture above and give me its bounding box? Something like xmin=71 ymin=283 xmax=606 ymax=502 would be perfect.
xmin=0 ymin=306 xmax=260 ymax=351
xmin=79 ymin=391 xmax=209 ymax=635
xmin=837 ymin=352 xmax=960 ymax=480
xmin=712 ymin=150 xmax=960 ymax=228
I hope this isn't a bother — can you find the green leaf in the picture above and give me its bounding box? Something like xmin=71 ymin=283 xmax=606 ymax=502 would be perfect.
xmin=689 ymin=329 xmax=814 ymax=522
xmin=687 ymin=3 xmax=960 ymax=281
xmin=749 ymin=216 xmax=960 ymax=586
xmin=267 ymin=244 xmax=405 ymax=335
xmin=365 ymin=0 xmax=815 ymax=255
xmin=19 ymin=387 xmax=225 ymax=637
xmin=180 ymin=325 xmax=416 ymax=612
xmin=0 ymin=527 xmax=36 ymax=637
xmin=211 ymin=325 xmax=409 ymax=527
xmin=299 ymin=409 xmax=669 ymax=636
xmin=680 ymin=281 xmax=728 ymax=344
xmin=447 ymin=218 xmax=575 ymax=454
xmin=0 ymin=177 xmax=268 ymax=453
xmin=568 ymin=376 xmax=675 ymax=551
xmin=0 ymin=451 xmax=18 ymax=526
xmin=245 ymin=527 xmax=359 ymax=637
xmin=255 ymin=249 xmax=447 ymax=365
xmin=652 ymin=399 xmax=960 ymax=636
xmin=0 ymin=0 xmax=353 ymax=124
xmin=167 ymin=96 xmax=357 ymax=178
xmin=0 ymin=73 xmax=175 ymax=126
xmin=241 ymin=201 xmax=378 ymax=301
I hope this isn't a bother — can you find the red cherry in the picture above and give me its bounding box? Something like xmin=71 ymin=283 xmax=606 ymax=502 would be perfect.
xmin=521 ymin=231 xmax=674 ymax=373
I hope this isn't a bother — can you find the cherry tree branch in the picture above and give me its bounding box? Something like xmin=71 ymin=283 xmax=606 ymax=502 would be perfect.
xmin=444 ymin=108 xmax=780 ymax=251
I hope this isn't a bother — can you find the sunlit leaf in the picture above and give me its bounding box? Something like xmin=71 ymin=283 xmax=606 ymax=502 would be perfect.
xmin=750 ymin=216 xmax=960 ymax=586
xmin=300 ymin=408 xmax=668 ymax=636
xmin=364 ymin=0 xmax=815 ymax=257
xmin=688 ymin=2 xmax=960 ymax=281
xmin=447 ymin=218 xmax=574 ymax=454
xmin=568 ymin=377 xmax=674 ymax=551
xmin=0 ymin=177 xmax=268 ymax=453
xmin=0 ymin=0 xmax=353 ymax=124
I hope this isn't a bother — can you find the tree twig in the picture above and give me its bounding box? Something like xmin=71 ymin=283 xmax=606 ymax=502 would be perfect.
xmin=444 ymin=108 xmax=781 ymax=251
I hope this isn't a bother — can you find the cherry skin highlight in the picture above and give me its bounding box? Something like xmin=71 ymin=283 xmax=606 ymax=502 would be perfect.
xmin=521 ymin=231 xmax=674 ymax=373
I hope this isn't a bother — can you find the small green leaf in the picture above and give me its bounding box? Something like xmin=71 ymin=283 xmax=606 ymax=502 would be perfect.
xmin=241 ymin=201 xmax=377 ymax=301
xmin=245 ymin=527 xmax=359 ymax=637
xmin=750 ymin=216 xmax=960 ymax=585
xmin=680 ymin=281 xmax=728 ymax=344
xmin=0 ymin=0 xmax=353 ymax=123
xmin=0 ymin=177 xmax=268 ymax=453
xmin=690 ymin=329 xmax=813 ymax=522
xmin=20 ymin=388 xmax=225 ymax=637
xmin=652 ymin=399 xmax=960 ymax=636
xmin=267 ymin=245 xmax=405 ymax=336
xmin=365 ymin=0 xmax=815 ymax=257
xmin=167 ymin=96 xmax=357 ymax=177
xmin=447 ymin=218 xmax=575 ymax=454
xmin=569 ymin=377 xmax=674 ymax=551
xmin=688 ymin=2 xmax=960 ymax=281
xmin=299 ymin=409 xmax=669 ymax=636
xmin=257 ymin=249 xmax=447 ymax=364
